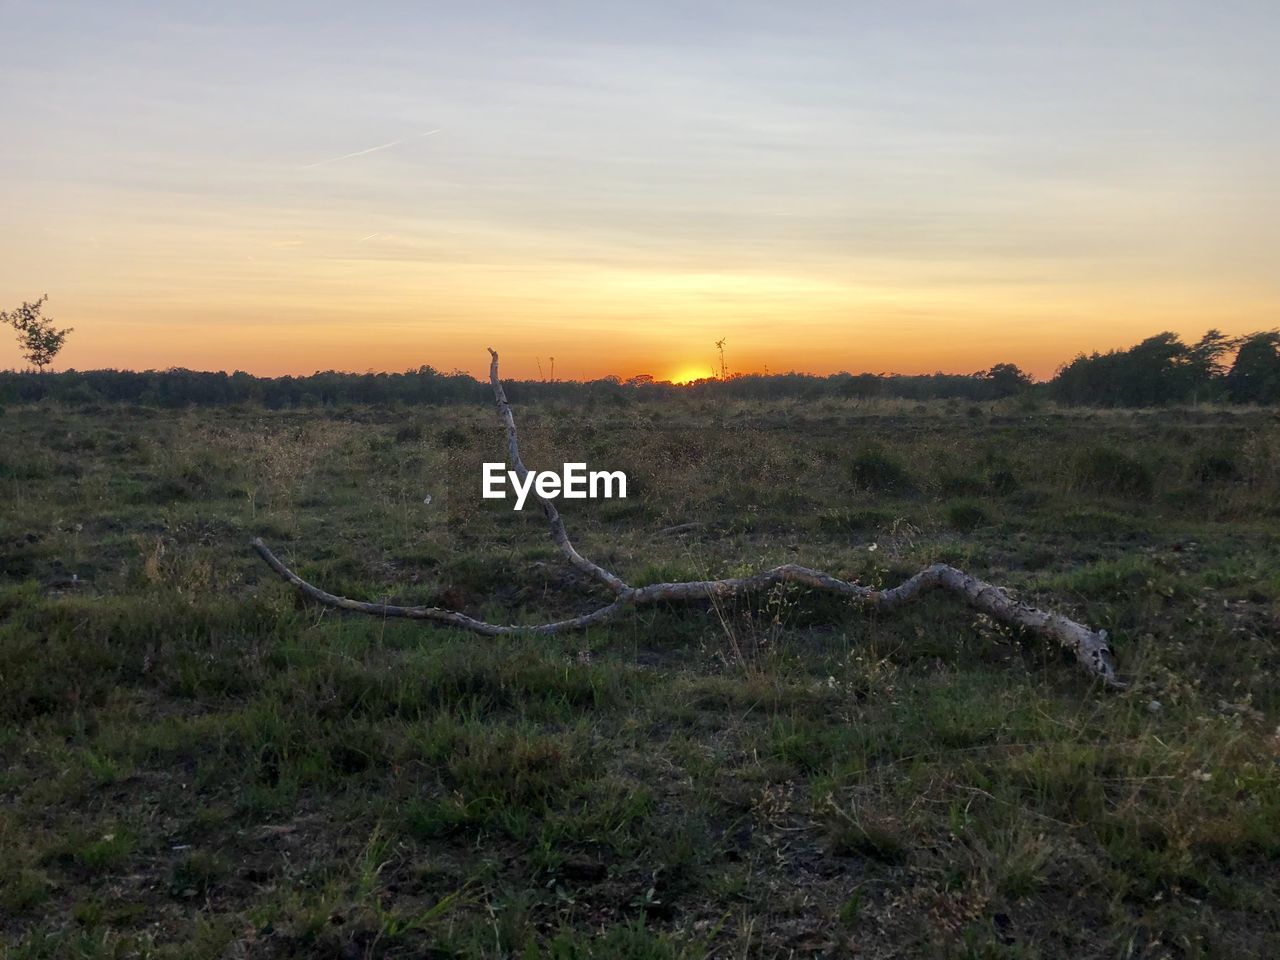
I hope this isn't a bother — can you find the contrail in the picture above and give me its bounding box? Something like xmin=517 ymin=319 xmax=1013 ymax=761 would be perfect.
xmin=301 ymin=129 xmax=439 ymax=169
xmin=357 ymin=233 xmax=380 ymax=243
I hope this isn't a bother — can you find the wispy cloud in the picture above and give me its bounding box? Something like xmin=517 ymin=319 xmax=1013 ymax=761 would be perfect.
xmin=301 ymin=130 xmax=439 ymax=169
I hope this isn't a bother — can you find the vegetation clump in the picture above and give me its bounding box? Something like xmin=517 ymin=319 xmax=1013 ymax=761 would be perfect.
xmin=849 ymin=443 xmax=915 ymax=493
xmin=1193 ymin=449 xmax=1238 ymax=484
xmin=946 ymin=500 xmax=989 ymax=532
xmin=1069 ymin=445 xmax=1154 ymax=498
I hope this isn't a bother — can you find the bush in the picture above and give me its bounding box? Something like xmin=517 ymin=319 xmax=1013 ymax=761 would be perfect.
xmin=1193 ymin=450 xmax=1237 ymax=484
xmin=437 ymin=426 xmax=468 ymax=449
xmin=849 ymin=444 xmax=914 ymax=493
xmin=394 ymin=422 xmax=425 ymax=443
xmin=1070 ymin=445 xmax=1153 ymax=498
xmin=946 ymin=500 xmax=989 ymax=532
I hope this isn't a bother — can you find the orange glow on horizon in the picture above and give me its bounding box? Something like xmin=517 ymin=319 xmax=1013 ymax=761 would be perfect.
xmin=1 ymin=298 xmax=1273 ymax=384
xmin=666 ymin=365 xmax=715 ymax=385
xmin=2 ymin=251 xmax=1275 ymax=382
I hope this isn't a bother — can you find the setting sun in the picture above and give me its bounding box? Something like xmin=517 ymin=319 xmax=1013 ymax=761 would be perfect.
xmin=667 ymin=365 xmax=714 ymax=385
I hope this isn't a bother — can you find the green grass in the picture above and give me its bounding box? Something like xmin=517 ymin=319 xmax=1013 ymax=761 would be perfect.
xmin=1 ymin=398 xmax=1278 ymax=957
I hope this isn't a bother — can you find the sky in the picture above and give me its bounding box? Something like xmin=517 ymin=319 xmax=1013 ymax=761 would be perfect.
xmin=1 ymin=0 xmax=1277 ymax=382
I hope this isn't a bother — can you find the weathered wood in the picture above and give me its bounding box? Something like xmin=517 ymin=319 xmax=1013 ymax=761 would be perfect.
xmin=252 ymin=349 xmax=1123 ymax=688
xmin=487 ymin=347 xmax=628 ymax=595
xmin=250 ymin=537 xmax=626 ymax=635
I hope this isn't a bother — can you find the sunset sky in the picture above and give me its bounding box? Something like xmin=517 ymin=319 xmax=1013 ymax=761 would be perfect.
xmin=2 ymin=1 xmax=1277 ymax=381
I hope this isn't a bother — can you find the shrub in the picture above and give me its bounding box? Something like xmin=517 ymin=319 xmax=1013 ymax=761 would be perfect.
xmin=849 ymin=444 xmax=914 ymax=493
xmin=394 ymin=422 xmax=424 ymax=443
xmin=1192 ymin=450 xmax=1237 ymax=484
xmin=946 ymin=500 xmax=989 ymax=532
xmin=437 ymin=426 xmax=468 ymax=448
xmin=1070 ymin=445 xmax=1153 ymax=498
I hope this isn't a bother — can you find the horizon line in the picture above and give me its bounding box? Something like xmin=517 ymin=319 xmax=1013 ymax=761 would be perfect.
xmin=0 ymin=362 xmax=1044 ymax=383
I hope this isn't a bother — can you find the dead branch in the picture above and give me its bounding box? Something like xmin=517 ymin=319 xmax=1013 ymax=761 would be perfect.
xmin=252 ymin=349 xmax=1123 ymax=688
xmin=486 ymin=348 xmax=627 ymax=594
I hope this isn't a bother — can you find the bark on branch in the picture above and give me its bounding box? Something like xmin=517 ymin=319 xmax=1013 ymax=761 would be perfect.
xmin=252 ymin=349 xmax=1123 ymax=688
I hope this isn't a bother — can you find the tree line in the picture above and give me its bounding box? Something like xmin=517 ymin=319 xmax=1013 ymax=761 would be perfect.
xmin=1053 ymin=330 xmax=1279 ymax=405
xmin=0 ymin=364 xmax=1036 ymax=408
xmin=1 ymin=324 xmax=1277 ymax=409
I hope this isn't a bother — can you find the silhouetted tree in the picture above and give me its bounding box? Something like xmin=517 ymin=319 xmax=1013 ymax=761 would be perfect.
xmin=836 ymin=373 xmax=884 ymax=399
xmin=2 ymin=295 xmax=73 ymax=371
xmin=1226 ymin=331 xmax=1280 ymax=404
xmin=983 ymin=363 xmax=1033 ymax=397
xmin=1053 ymin=331 xmax=1232 ymax=406
xmin=1183 ymin=330 xmax=1233 ymax=402
xmin=1124 ymin=332 xmax=1189 ymax=404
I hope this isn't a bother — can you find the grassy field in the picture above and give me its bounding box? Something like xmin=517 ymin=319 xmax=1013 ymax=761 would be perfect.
xmin=2 ymin=394 xmax=1279 ymax=958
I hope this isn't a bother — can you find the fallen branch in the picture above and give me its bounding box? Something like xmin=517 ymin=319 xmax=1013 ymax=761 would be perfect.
xmin=252 ymin=349 xmax=1123 ymax=688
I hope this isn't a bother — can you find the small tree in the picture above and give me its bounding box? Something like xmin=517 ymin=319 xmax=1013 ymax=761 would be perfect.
xmin=2 ymin=295 xmax=73 ymax=372
xmin=983 ymin=362 xmax=1033 ymax=397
